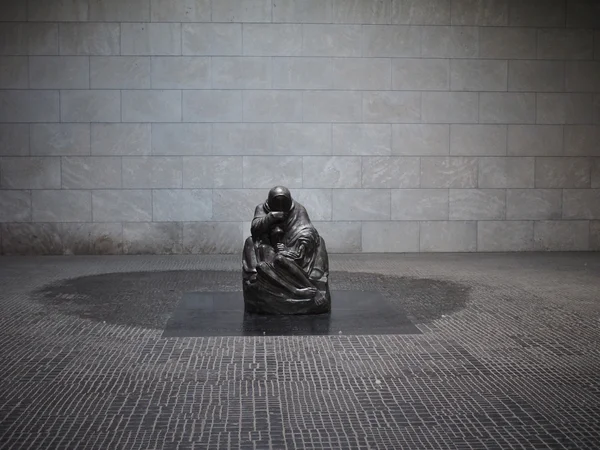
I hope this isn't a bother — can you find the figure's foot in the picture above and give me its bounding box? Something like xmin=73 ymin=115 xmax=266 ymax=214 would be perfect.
xmin=294 ymin=287 xmax=317 ymax=298
xmin=314 ymin=291 xmax=326 ymax=306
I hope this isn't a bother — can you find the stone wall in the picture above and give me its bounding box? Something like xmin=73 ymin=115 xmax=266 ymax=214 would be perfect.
xmin=0 ymin=0 xmax=599 ymax=254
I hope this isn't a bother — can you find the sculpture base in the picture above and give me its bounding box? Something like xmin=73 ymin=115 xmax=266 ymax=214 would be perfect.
xmin=243 ymin=278 xmax=331 ymax=315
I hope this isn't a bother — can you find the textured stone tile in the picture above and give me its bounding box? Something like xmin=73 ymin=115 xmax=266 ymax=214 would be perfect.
xmin=123 ymin=222 xmax=183 ymax=254
xmin=332 ymin=58 xmax=391 ymax=90
xmin=212 ymin=124 xmax=272 ymax=156
xmin=534 ymin=221 xmax=589 ymax=251
xmin=121 ymin=23 xmax=181 ymax=56
xmin=0 ymin=24 xmax=27 ymax=55
xmin=364 ymin=92 xmax=421 ymax=123
xmin=92 ymin=190 xmax=152 ymax=222
xmin=421 ymin=26 xmax=478 ymax=58
xmin=211 ymin=0 xmax=271 ymax=22
xmin=480 ymin=93 xmax=536 ymax=124
xmin=334 ymin=124 xmax=391 ymax=156
xmin=391 ymin=189 xmax=449 ymax=220
xmin=591 ymin=221 xmax=600 ymax=250
xmin=27 ymin=0 xmax=88 ymax=21
xmin=27 ymin=23 xmax=59 ymax=55
xmin=60 ymin=223 xmax=123 ymax=255
xmin=89 ymin=0 xmax=150 ymax=20
xmin=567 ymin=1 xmax=600 ymax=28
xmin=32 ymin=190 xmax=92 ymax=222
xmin=212 ymin=57 xmax=270 ymax=89
xmin=273 ymin=0 xmax=332 ymax=23
xmin=303 ymin=25 xmax=361 ymax=57
xmin=508 ymin=61 xmax=564 ymax=92
xmin=449 ymin=189 xmax=505 ymax=220
xmin=293 ymin=189 xmax=332 ymax=221
xmin=60 ymin=90 xmax=120 ymax=123
xmin=421 ymin=92 xmax=478 ymax=123
xmin=92 ymin=124 xmax=151 ymax=156
xmin=183 ymin=156 xmax=242 ymax=188
xmin=451 ymin=0 xmax=508 ymax=25
xmin=29 ymin=56 xmax=88 ymax=89
xmin=303 ymin=156 xmax=361 ymax=188
xmin=537 ymin=29 xmax=594 ymax=60
xmin=420 ymin=221 xmax=477 ymax=252
xmin=564 ymin=126 xmax=600 ymax=157
xmin=392 ymin=58 xmax=449 ymax=91
xmin=593 ymin=158 xmax=600 ymax=188
xmin=0 ymin=57 xmax=27 ymax=88
xmin=0 ymin=124 xmax=29 ymax=156
xmin=312 ymin=221 xmax=361 ymax=253
xmin=274 ymin=57 xmax=332 ymax=89
xmin=0 ymin=90 xmax=59 ymax=123
xmin=183 ymin=90 xmax=242 ymax=122
xmin=243 ymin=156 xmax=303 ymax=188
xmin=362 ymin=221 xmax=420 ymax=252
xmin=304 ymin=91 xmax=362 ymax=123
xmin=535 ymin=157 xmax=591 ymax=188
xmin=61 ymin=157 xmax=122 ymax=189
xmin=566 ymin=62 xmax=600 ymax=93
xmin=333 ymin=189 xmax=390 ymax=220
xmin=152 ymin=124 xmax=211 ymax=156
xmin=362 ymin=25 xmax=421 ymax=57
xmin=506 ymin=189 xmax=562 ymax=220
xmin=509 ymin=0 xmax=565 ymax=27
xmin=243 ymin=91 xmax=302 ymax=122
xmin=153 ymin=189 xmax=212 ymax=221
xmin=243 ymin=24 xmax=302 ymax=56
xmin=1 ymin=223 xmax=62 ymax=255
xmin=362 ymin=157 xmax=420 ymax=188
xmin=477 ymin=221 xmax=534 ymax=251
xmin=183 ymin=24 xmax=241 ymax=56
xmin=332 ymin=0 xmax=391 ymax=23
xmin=59 ymin=23 xmax=119 ymax=55
xmin=595 ymin=94 xmax=600 ymax=124
xmin=507 ymin=125 xmax=563 ymax=157
xmin=392 ymin=0 xmax=450 ymax=24
xmin=479 ymin=27 xmax=536 ymax=59
xmin=122 ymin=90 xmax=182 ymax=123
xmin=537 ymin=94 xmax=594 ymax=125
xmin=183 ymin=222 xmax=243 ymax=254
xmin=91 ymin=57 xmax=151 ymax=89
xmin=274 ymin=124 xmax=332 ymax=156
xmin=151 ymin=0 xmax=210 ymax=22
xmin=478 ymin=157 xmax=534 ymax=188
xmin=0 ymin=2 xmax=27 ymax=21
xmin=30 ymin=124 xmax=90 ymax=156
xmin=212 ymin=189 xmax=265 ymax=221
xmin=0 ymin=190 xmax=31 ymax=222
xmin=1 ymin=157 xmax=61 ymax=189
xmin=562 ymin=189 xmax=600 ymax=220
xmin=151 ymin=57 xmax=210 ymax=89
xmin=393 ymin=124 xmax=449 ymax=156
xmin=450 ymin=59 xmax=507 ymax=91
xmin=421 ymin=157 xmax=478 ymax=188
xmin=122 ymin=157 xmax=182 ymax=188
xmin=451 ymin=125 xmax=506 ymax=156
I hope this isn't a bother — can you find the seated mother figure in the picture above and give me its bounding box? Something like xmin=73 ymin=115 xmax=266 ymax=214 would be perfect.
xmin=242 ymin=186 xmax=329 ymax=312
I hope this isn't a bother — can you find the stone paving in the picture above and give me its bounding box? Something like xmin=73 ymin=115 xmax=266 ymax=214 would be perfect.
xmin=0 ymin=253 xmax=599 ymax=449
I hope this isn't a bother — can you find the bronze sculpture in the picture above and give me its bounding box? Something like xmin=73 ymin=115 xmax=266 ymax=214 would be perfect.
xmin=242 ymin=186 xmax=331 ymax=314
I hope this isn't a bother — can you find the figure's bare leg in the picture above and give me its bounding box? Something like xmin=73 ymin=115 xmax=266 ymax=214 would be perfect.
xmin=273 ymin=255 xmax=317 ymax=298
xmin=256 ymin=262 xmax=303 ymax=296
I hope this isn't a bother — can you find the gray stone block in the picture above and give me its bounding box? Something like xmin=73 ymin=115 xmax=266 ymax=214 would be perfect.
xmin=122 ymin=156 xmax=182 ymax=188
xmin=450 ymin=59 xmax=507 ymax=91
xmin=593 ymin=159 xmax=600 ymax=188
xmin=533 ymin=220 xmax=589 ymax=251
xmin=122 ymin=90 xmax=182 ymax=123
xmin=421 ymin=92 xmax=478 ymax=123
xmin=420 ymin=221 xmax=477 ymax=252
xmin=60 ymin=223 xmax=123 ymax=255
xmin=30 ymin=124 xmax=90 ymax=156
xmin=332 ymin=58 xmax=390 ymax=90
xmin=28 ymin=0 xmax=88 ymax=21
xmin=1 ymin=223 xmax=62 ymax=255
xmin=0 ymin=124 xmax=29 ymax=156
xmin=1 ymin=157 xmax=61 ymax=189
xmin=151 ymin=0 xmax=210 ymax=22
xmin=212 ymin=124 xmax=272 ymax=156
xmin=212 ymin=189 xmax=265 ymax=221
xmin=243 ymin=91 xmax=302 ymax=122
xmin=151 ymin=57 xmax=210 ymax=89
xmin=92 ymin=124 xmax=151 ymax=156
xmin=392 ymin=58 xmax=449 ymax=91
xmin=480 ymin=93 xmax=536 ymax=124
xmin=451 ymin=0 xmax=508 ymax=25
xmin=90 ymin=0 xmax=150 ymax=21
xmin=60 ymin=90 xmax=120 ymax=123
xmin=478 ymin=157 xmax=534 ymax=188
xmin=0 ymin=190 xmax=31 ymax=222
xmin=479 ymin=27 xmax=536 ymax=59
xmin=393 ymin=124 xmax=449 ymax=156
xmin=477 ymin=221 xmax=534 ymax=251
xmin=449 ymin=189 xmax=505 ymax=220
xmin=153 ymin=189 xmax=212 ymax=221
xmin=391 ymin=189 xmax=449 ymax=220
xmin=273 ymin=0 xmax=332 ymax=23
xmin=183 ymin=24 xmax=241 ymax=56
xmin=312 ymin=221 xmax=361 ymax=253
xmin=123 ymin=222 xmax=183 ymax=254
xmin=274 ymin=124 xmax=332 ymax=156
xmin=183 ymin=90 xmax=242 ymax=122
xmin=421 ymin=26 xmax=478 ymax=58
xmin=333 ymin=0 xmax=391 ymax=24
xmin=508 ymin=61 xmax=564 ymax=92
xmin=537 ymin=94 xmax=594 ymax=125
xmin=303 ymin=156 xmax=361 ymax=188
xmin=305 ymin=91 xmax=362 ymax=123
xmin=392 ymin=0 xmax=451 ymax=25
xmin=591 ymin=221 xmax=600 ymax=251
xmin=183 ymin=156 xmax=242 ymax=188
xmin=92 ymin=190 xmax=152 ymax=222
xmin=537 ymin=29 xmax=594 ymax=60
xmin=362 ymin=25 xmax=421 ymax=57
xmin=274 ymin=57 xmax=332 ymax=89
xmin=91 ymin=57 xmax=151 ymax=89
xmin=292 ymin=189 xmax=332 ymax=221
xmin=152 ymin=124 xmax=211 ymax=156
xmin=0 ymin=1 xmax=26 ymax=20
xmin=243 ymin=156 xmax=303 ymax=188
xmin=362 ymin=156 xmax=420 ymax=188
xmin=562 ymin=189 xmax=600 ymax=219
xmin=61 ymin=157 xmax=122 ymax=189
xmin=535 ymin=157 xmax=591 ymax=188
xmin=362 ymin=221 xmax=420 ymax=253
xmin=0 ymin=56 xmax=28 ymax=89
xmin=27 ymin=23 xmax=59 ymax=55
xmin=32 ymin=190 xmax=92 ymax=222
xmin=212 ymin=57 xmax=270 ymax=89
xmin=509 ymin=0 xmax=565 ymax=27
xmin=59 ymin=23 xmax=120 ymax=55
xmin=0 ymin=90 xmax=59 ymax=122
xmin=364 ymin=91 xmax=421 ymax=123
xmin=303 ymin=25 xmax=361 ymax=57
xmin=243 ymin=24 xmax=302 ymax=56
xmin=211 ymin=0 xmax=271 ymax=22
xmin=334 ymin=124 xmax=391 ymax=156
xmin=333 ymin=189 xmax=390 ymax=220
xmin=450 ymin=125 xmax=506 ymax=156
xmin=506 ymin=189 xmax=562 ymax=220
xmin=0 ymin=24 xmax=26 ymax=55
xmin=421 ymin=157 xmax=478 ymax=188
xmin=566 ymin=62 xmax=600 ymax=93
xmin=507 ymin=125 xmax=563 ymax=157
xmin=121 ymin=23 xmax=181 ymax=56
xmin=564 ymin=126 xmax=600 ymax=156
xmin=183 ymin=222 xmax=243 ymax=254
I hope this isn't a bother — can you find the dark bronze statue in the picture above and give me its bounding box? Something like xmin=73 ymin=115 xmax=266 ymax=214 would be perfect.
xmin=242 ymin=186 xmax=331 ymax=314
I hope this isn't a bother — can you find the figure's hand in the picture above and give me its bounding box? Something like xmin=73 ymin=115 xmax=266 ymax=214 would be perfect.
xmin=269 ymin=211 xmax=285 ymax=221
xmin=276 ymin=243 xmax=285 ymax=252
xmin=280 ymin=250 xmax=300 ymax=259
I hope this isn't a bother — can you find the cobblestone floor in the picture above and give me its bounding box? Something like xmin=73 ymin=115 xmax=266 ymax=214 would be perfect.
xmin=0 ymin=253 xmax=599 ymax=449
